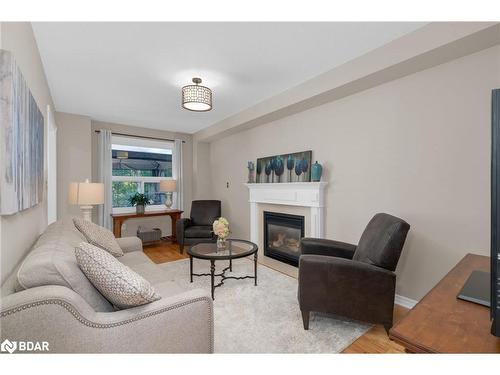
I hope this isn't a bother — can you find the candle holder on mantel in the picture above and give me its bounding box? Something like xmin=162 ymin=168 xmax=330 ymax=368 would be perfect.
xmin=247 ymin=161 xmax=255 ymax=183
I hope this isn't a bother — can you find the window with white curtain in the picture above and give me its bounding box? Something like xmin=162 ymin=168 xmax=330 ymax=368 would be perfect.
xmin=111 ymin=135 xmax=174 ymax=213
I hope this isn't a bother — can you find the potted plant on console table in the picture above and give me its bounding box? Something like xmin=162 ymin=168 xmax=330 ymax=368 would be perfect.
xmin=129 ymin=193 xmax=150 ymax=214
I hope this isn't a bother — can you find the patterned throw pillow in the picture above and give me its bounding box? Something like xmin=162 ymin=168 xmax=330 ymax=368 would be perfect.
xmin=73 ymin=217 xmax=124 ymax=257
xmin=75 ymin=242 xmax=161 ymax=309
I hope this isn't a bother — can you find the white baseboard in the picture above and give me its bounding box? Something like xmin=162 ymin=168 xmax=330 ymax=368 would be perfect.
xmin=395 ymin=294 xmax=418 ymax=309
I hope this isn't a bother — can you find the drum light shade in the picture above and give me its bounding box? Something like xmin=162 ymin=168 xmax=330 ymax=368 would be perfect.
xmin=160 ymin=180 xmax=177 ymax=192
xmin=182 ymin=77 xmax=212 ymax=112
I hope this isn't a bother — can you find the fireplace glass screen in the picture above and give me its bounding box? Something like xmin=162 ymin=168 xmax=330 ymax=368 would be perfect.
xmin=264 ymin=211 xmax=305 ymax=266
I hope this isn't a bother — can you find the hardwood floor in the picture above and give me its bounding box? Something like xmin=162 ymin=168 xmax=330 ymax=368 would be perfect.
xmin=143 ymin=241 xmax=409 ymax=354
xmin=342 ymin=305 xmax=409 ymax=353
xmin=143 ymin=241 xmax=189 ymax=263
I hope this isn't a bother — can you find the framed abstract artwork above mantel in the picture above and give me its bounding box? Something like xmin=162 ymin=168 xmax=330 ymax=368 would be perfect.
xmin=0 ymin=50 xmax=45 ymax=215
xmin=256 ymin=150 xmax=312 ymax=183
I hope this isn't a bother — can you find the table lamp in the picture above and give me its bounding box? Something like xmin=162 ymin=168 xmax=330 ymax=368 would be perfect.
xmin=160 ymin=180 xmax=177 ymax=209
xmin=69 ymin=179 xmax=104 ymax=222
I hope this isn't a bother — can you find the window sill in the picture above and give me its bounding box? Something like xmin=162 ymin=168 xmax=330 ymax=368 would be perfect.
xmin=112 ymin=205 xmax=167 ymax=214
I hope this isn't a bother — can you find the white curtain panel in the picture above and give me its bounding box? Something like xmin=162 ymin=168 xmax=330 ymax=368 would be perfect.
xmin=173 ymin=139 xmax=184 ymax=212
xmin=97 ymin=129 xmax=113 ymax=229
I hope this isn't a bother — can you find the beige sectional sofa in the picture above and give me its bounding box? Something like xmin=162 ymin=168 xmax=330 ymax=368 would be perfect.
xmin=0 ymin=218 xmax=214 ymax=353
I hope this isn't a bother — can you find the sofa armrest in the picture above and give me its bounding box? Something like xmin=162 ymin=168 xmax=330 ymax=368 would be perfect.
xmin=1 ymin=285 xmax=213 ymax=353
xmin=300 ymin=237 xmax=356 ymax=259
xmin=298 ymin=254 xmax=395 ymax=325
xmin=176 ymin=218 xmax=192 ymax=245
xmin=116 ymin=236 xmax=143 ymax=253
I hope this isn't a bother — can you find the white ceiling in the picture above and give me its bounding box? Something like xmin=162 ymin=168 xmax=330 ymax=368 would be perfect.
xmin=32 ymin=22 xmax=425 ymax=134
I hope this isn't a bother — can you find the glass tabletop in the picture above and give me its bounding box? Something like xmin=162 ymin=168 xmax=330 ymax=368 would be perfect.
xmin=188 ymin=239 xmax=258 ymax=260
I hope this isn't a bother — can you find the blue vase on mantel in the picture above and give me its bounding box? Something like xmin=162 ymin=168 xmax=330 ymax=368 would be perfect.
xmin=311 ymin=161 xmax=323 ymax=182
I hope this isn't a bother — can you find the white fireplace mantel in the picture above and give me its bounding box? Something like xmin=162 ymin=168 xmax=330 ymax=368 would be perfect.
xmin=245 ymin=182 xmax=328 ymax=242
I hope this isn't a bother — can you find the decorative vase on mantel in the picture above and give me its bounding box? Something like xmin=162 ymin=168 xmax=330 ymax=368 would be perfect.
xmin=136 ymin=204 xmax=145 ymax=214
xmin=311 ymin=161 xmax=323 ymax=182
xmin=247 ymin=161 xmax=255 ymax=183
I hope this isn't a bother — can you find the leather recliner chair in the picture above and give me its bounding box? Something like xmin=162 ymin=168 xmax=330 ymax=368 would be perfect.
xmin=176 ymin=200 xmax=221 ymax=253
xmin=298 ymin=213 xmax=410 ymax=333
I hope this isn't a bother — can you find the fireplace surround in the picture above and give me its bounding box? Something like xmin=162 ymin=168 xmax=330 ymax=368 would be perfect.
xmin=245 ymin=182 xmax=328 ymax=273
xmin=264 ymin=211 xmax=305 ymax=266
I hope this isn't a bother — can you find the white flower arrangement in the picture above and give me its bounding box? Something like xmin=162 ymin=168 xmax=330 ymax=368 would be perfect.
xmin=213 ymin=217 xmax=230 ymax=239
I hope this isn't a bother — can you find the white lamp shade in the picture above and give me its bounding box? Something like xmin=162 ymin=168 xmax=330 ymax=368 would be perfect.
xmin=69 ymin=181 xmax=104 ymax=205
xmin=160 ymin=180 xmax=177 ymax=192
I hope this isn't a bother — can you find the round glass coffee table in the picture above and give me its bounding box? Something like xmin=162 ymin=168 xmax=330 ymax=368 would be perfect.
xmin=187 ymin=239 xmax=258 ymax=300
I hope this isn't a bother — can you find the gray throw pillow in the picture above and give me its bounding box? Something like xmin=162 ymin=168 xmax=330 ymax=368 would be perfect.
xmin=73 ymin=217 xmax=124 ymax=257
xmin=75 ymin=242 xmax=161 ymax=309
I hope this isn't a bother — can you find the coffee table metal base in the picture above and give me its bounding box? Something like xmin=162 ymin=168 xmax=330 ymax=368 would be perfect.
xmin=190 ymin=255 xmax=258 ymax=300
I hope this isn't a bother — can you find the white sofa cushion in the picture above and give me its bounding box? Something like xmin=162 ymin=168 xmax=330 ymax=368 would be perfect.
xmin=75 ymin=242 xmax=161 ymax=309
xmin=73 ymin=218 xmax=124 ymax=257
xmin=119 ymin=251 xmax=153 ymax=267
xmin=119 ymin=252 xmax=172 ymax=285
xmin=16 ymin=218 xmax=114 ymax=312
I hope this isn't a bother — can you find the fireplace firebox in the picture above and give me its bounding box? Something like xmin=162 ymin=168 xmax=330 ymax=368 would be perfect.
xmin=263 ymin=211 xmax=305 ymax=267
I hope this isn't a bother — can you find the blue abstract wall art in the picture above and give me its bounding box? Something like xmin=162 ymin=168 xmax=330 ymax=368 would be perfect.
xmin=256 ymin=150 xmax=312 ymax=183
xmin=0 ymin=50 xmax=44 ymax=215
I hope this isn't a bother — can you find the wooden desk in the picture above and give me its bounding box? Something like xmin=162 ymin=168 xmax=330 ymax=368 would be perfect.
xmin=111 ymin=209 xmax=183 ymax=243
xmin=389 ymin=253 xmax=500 ymax=353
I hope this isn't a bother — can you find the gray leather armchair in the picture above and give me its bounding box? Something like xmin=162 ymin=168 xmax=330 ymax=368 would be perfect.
xmin=298 ymin=213 xmax=410 ymax=333
xmin=176 ymin=200 xmax=221 ymax=253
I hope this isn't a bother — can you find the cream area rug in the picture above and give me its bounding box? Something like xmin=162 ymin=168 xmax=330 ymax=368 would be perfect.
xmin=158 ymin=258 xmax=370 ymax=353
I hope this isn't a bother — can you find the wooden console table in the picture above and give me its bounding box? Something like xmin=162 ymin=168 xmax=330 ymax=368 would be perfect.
xmin=389 ymin=253 xmax=500 ymax=353
xmin=111 ymin=209 xmax=183 ymax=243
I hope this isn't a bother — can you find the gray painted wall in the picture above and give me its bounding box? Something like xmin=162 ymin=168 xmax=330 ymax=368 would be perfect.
xmin=207 ymin=45 xmax=500 ymax=301
xmin=55 ymin=112 xmax=92 ymax=219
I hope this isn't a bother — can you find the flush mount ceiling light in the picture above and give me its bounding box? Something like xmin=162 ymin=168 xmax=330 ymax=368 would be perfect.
xmin=182 ymin=77 xmax=212 ymax=112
